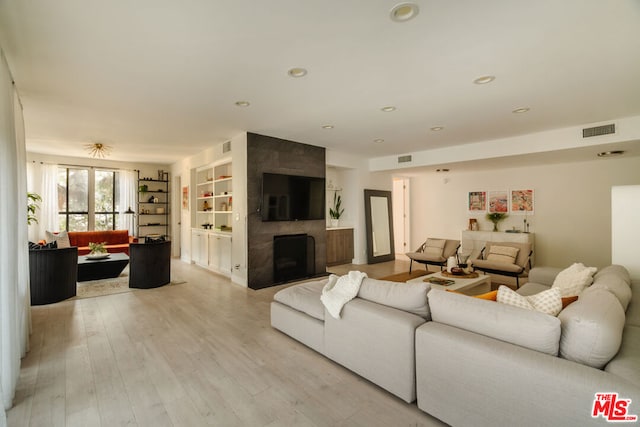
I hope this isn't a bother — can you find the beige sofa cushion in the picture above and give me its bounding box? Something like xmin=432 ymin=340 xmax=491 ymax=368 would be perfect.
xmin=551 ymin=262 xmax=597 ymax=297
xmin=558 ymin=289 xmax=625 ymax=369
xmin=273 ymin=279 xmax=326 ymax=321
xmin=594 ymin=264 xmax=631 ymax=285
xmin=605 ymin=325 xmax=640 ymax=387
xmin=358 ymin=278 xmax=431 ymax=319
xmin=428 ymin=289 xmax=561 ymax=355
xmin=585 ymin=276 xmax=632 ymax=311
xmin=486 ymin=245 xmax=519 ymax=264
xmin=423 ymin=238 xmax=446 ymax=257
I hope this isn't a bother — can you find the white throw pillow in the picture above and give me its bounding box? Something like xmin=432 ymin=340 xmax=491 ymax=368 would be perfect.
xmin=423 ymin=238 xmax=446 ymax=257
xmin=552 ymin=263 xmax=597 ymax=297
xmin=45 ymin=230 xmax=71 ymax=248
xmin=497 ymin=285 xmax=563 ymax=316
xmin=486 ymin=245 xmax=519 ymax=264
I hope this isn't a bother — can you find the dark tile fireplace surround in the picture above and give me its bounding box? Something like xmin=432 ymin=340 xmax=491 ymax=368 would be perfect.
xmin=246 ymin=133 xmax=327 ymax=289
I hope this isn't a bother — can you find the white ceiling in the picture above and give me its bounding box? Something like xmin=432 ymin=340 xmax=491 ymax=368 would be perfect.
xmin=1 ymin=0 xmax=640 ymax=165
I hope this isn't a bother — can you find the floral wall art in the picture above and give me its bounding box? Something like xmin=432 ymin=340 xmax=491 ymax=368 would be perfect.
xmin=511 ymin=189 xmax=534 ymax=214
xmin=468 ymin=191 xmax=486 ymax=212
xmin=488 ymin=190 xmax=509 ymax=213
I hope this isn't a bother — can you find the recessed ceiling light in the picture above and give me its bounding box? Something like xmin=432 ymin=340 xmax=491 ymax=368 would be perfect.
xmin=235 ymin=101 xmax=250 ymax=107
xmin=381 ymin=106 xmax=396 ymax=112
xmin=374 ymin=138 xmax=385 ymax=144
xmin=597 ymin=150 xmax=625 ymax=158
xmin=288 ymin=67 xmax=308 ymax=78
xmin=390 ymin=3 xmax=419 ymax=22
xmin=473 ymin=75 xmax=495 ymax=85
xmin=430 ymin=126 xmax=444 ymax=131
xmin=321 ymin=124 xmax=334 ymax=129
xmin=512 ymin=107 xmax=530 ymax=114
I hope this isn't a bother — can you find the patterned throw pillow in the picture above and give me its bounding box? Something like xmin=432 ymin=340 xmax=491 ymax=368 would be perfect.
xmin=45 ymin=230 xmax=71 ymax=248
xmin=486 ymin=245 xmax=519 ymax=264
xmin=552 ymin=263 xmax=597 ymax=297
xmin=423 ymin=238 xmax=446 ymax=257
xmin=497 ymin=285 xmax=563 ymax=316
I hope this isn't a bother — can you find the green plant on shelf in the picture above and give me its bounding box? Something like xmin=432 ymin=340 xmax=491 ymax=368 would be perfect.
xmin=329 ymin=192 xmax=344 ymax=220
xmin=486 ymin=212 xmax=508 ymax=231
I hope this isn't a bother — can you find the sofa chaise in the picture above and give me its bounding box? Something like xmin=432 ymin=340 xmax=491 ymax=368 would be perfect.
xmin=271 ymin=277 xmax=431 ymax=403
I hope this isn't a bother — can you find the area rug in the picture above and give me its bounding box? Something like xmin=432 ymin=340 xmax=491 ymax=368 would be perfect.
xmin=74 ymin=270 xmax=187 ymax=300
xmin=377 ymin=270 xmax=434 ymax=283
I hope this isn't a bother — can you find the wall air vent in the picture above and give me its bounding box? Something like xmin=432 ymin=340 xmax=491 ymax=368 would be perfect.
xmin=398 ymin=155 xmax=412 ymax=163
xmin=222 ymin=140 xmax=231 ymax=153
xmin=582 ymin=124 xmax=615 ymax=138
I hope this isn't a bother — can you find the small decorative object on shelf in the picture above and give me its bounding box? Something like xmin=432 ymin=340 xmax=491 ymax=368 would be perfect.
xmin=137 ymin=170 xmax=169 ymax=239
xmin=486 ymin=212 xmax=508 ymax=232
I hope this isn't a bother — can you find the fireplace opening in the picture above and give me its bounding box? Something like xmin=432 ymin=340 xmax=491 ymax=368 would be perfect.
xmin=273 ymin=234 xmax=315 ymax=283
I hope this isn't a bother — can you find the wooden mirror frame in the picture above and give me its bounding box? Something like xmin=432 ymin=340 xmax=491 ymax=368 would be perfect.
xmin=364 ymin=189 xmax=395 ymax=264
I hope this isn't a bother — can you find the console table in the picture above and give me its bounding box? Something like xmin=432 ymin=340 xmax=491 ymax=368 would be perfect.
xmin=461 ymin=230 xmax=535 ymax=266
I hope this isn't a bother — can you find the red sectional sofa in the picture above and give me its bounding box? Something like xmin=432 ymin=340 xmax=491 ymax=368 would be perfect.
xmin=68 ymin=230 xmax=133 ymax=255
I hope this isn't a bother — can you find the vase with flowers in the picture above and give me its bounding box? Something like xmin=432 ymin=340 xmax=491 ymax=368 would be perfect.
xmin=486 ymin=212 xmax=508 ymax=232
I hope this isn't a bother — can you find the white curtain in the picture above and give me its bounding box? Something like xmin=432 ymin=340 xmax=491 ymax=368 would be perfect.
xmin=118 ymin=169 xmax=137 ymax=236
xmin=26 ymin=162 xmax=59 ymax=240
xmin=0 ymin=49 xmax=30 ymax=421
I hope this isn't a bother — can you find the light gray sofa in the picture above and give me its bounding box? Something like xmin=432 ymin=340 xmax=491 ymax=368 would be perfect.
xmin=416 ymin=265 xmax=640 ymax=426
xmin=271 ymin=265 xmax=640 ymax=426
xmin=271 ymin=277 xmax=431 ymax=403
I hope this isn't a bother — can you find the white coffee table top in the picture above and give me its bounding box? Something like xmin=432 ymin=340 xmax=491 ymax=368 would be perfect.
xmin=408 ymin=271 xmax=491 ymax=295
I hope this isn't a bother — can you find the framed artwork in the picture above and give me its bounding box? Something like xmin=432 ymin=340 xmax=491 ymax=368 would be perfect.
xmin=468 ymin=191 xmax=486 ymax=212
xmin=182 ymin=185 xmax=189 ymax=210
xmin=511 ymin=189 xmax=534 ymax=214
xmin=488 ymin=190 xmax=508 ymax=213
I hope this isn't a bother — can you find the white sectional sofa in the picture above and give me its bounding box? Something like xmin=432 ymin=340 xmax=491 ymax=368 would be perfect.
xmin=271 ymin=265 xmax=640 ymax=426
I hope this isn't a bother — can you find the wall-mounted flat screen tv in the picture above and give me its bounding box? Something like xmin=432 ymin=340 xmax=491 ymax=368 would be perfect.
xmin=262 ymin=173 xmax=325 ymax=221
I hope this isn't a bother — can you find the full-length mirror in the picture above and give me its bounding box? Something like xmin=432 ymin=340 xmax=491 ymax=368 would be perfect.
xmin=364 ymin=189 xmax=395 ymax=264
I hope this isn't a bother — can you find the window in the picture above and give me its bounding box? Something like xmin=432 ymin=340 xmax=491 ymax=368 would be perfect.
xmin=58 ymin=167 xmax=120 ymax=231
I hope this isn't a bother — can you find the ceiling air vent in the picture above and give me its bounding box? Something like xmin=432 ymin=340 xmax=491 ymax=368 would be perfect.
xmin=398 ymin=155 xmax=412 ymax=163
xmin=582 ymin=124 xmax=615 ymax=138
xmin=222 ymin=140 xmax=232 ymax=153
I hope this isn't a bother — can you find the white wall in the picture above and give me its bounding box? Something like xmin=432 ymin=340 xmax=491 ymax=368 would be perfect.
xmin=612 ymin=185 xmax=640 ymax=279
xmin=327 ymin=150 xmax=393 ymax=264
xmin=404 ymin=156 xmax=640 ymax=269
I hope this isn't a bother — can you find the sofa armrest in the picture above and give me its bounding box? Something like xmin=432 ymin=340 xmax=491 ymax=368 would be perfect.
xmin=324 ymin=298 xmax=426 ymax=403
xmin=528 ymin=266 xmax=563 ymax=286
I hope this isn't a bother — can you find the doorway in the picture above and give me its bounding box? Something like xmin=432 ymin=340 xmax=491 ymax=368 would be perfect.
xmin=392 ymin=178 xmax=410 ymax=259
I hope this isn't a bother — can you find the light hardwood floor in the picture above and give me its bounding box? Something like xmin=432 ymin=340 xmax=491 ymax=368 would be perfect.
xmin=8 ymin=258 xmax=446 ymax=427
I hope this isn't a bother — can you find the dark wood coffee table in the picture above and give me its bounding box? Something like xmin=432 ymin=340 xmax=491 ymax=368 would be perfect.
xmin=77 ymin=252 xmax=129 ymax=282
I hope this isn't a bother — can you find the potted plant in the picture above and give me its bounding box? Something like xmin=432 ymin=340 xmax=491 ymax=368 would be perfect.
xmin=329 ymin=192 xmax=344 ymax=228
xmin=27 ymin=192 xmax=42 ymax=225
xmin=486 ymin=212 xmax=508 ymax=231
xmin=88 ymin=241 xmax=108 ymax=255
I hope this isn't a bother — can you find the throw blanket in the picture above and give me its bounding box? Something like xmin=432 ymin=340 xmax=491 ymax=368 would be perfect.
xmin=321 ymin=271 xmax=368 ymax=319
